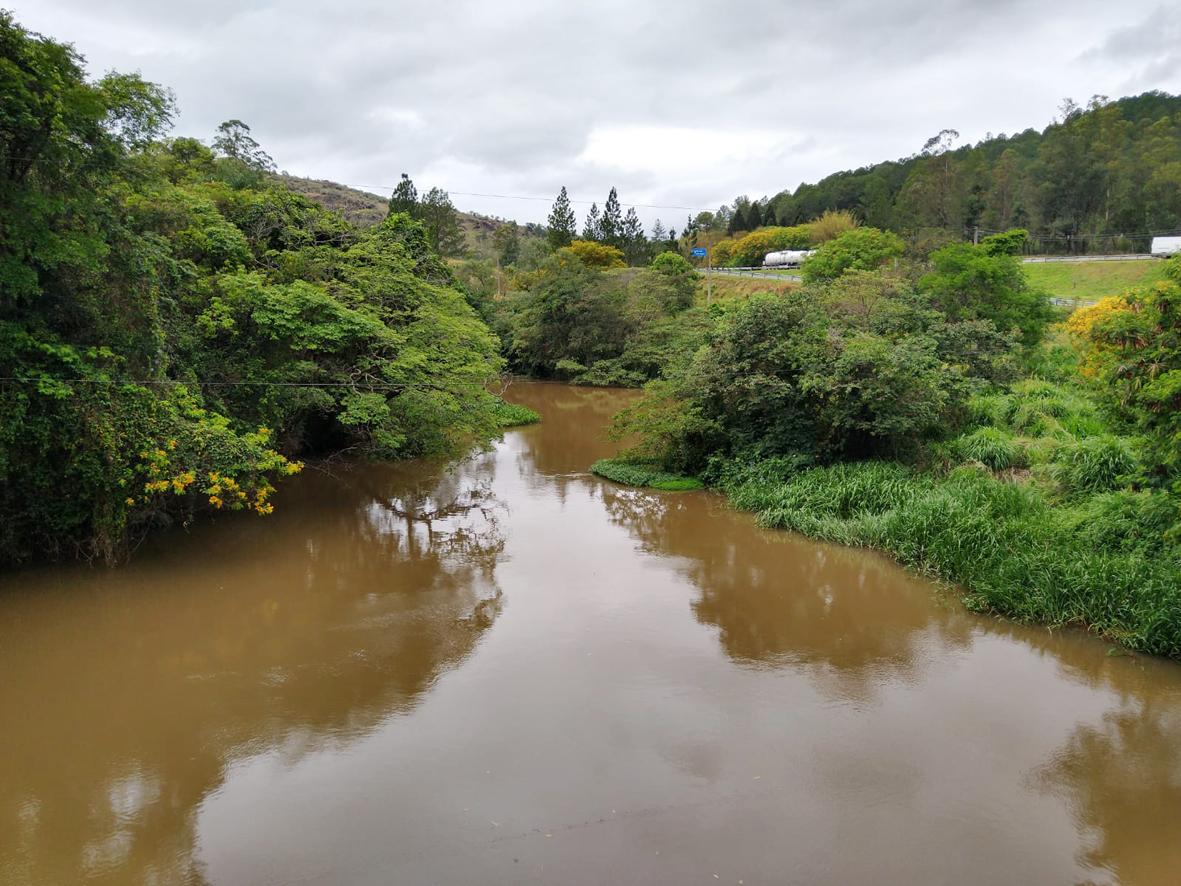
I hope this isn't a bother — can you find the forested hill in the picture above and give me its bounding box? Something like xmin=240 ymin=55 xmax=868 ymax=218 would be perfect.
xmin=767 ymin=92 xmax=1181 ymax=251
xmin=275 ymin=174 xmax=539 ymax=259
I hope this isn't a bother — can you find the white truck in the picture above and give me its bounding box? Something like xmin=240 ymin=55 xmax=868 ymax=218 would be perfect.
xmin=763 ymin=249 xmax=815 ymax=268
xmin=1150 ymin=236 xmax=1181 ymax=258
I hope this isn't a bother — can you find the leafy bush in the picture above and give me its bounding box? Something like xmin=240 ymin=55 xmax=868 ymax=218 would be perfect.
xmin=920 ymin=242 xmax=1053 ymax=347
xmin=590 ymin=458 xmax=703 ymax=491
xmin=801 ymin=227 xmax=905 ymax=283
xmin=727 ymin=226 xmax=813 ymax=266
xmin=1086 ymin=257 xmax=1181 ymax=501
xmin=561 ymin=239 xmax=626 ymax=268
xmin=806 ymin=209 xmax=859 ymax=244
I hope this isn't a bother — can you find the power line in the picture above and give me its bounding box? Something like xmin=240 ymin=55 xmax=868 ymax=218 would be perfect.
xmin=969 ymin=226 xmax=1181 ymax=240
xmin=342 ymin=182 xmax=716 ymax=215
xmin=0 ymin=377 xmax=451 ymax=390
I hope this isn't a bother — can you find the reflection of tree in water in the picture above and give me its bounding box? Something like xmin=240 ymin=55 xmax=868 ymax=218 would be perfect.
xmin=0 ymin=453 xmax=507 ymax=886
xmin=1033 ymin=693 xmax=1181 ymax=885
xmin=598 ymin=484 xmax=973 ymax=697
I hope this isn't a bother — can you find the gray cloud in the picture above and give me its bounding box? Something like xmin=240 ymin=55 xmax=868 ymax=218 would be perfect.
xmin=1080 ymin=6 xmax=1181 ymax=91
xmin=15 ymin=0 xmax=1181 ymax=226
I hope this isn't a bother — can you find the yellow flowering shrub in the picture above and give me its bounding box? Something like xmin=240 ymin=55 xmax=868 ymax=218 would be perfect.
xmin=1067 ymin=296 xmax=1133 ymax=378
xmin=1066 ymin=296 xmax=1130 ymax=338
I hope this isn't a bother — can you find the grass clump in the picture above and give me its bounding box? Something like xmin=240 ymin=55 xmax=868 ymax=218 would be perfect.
xmin=492 ymin=400 xmax=542 ymax=428
xmin=1051 ymin=434 xmax=1139 ymax=495
xmin=591 ymin=458 xmax=704 ymax=491
xmin=719 ymin=459 xmax=1181 ymax=658
xmin=952 ymin=427 xmax=1024 ymax=470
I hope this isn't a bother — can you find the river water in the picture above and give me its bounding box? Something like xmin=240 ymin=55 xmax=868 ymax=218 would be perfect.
xmin=1 ymin=381 xmax=1179 ymax=885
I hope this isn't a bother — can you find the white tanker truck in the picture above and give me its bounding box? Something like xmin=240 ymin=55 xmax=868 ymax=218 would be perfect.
xmin=762 ymin=249 xmax=815 ymax=268
xmin=1151 ymin=236 xmax=1181 ymax=258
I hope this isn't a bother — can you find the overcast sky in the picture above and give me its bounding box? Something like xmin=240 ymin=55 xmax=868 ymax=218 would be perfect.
xmin=15 ymin=1 xmax=1181 ymax=228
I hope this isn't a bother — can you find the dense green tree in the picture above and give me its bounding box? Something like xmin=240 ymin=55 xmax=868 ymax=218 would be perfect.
xmin=621 ymin=207 xmax=647 ymax=265
xmin=493 ymin=221 xmax=520 ymax=265
xmin=600 ymin=187 xmax=622 ymax=247
xmin=418 ymin=186 xmax=465 ymax=256
xmin=212 ymin=120 xmax=275 ymax=171
xmin=583 ymin=202 xmax=601 ymax=240
xmin=759 ymin=93 xmax=1181 ymax=251
xmin=388 ymin=173 xmax=418 ymax=215
xmin=920 ymin=240 xmax=1052 ymax=347
xmin=546 ymin=186 xmax=577 ymax=249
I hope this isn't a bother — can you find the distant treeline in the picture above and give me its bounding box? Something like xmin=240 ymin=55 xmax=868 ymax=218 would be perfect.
xmin=763 ymin=93 xmax=1181 ymax=253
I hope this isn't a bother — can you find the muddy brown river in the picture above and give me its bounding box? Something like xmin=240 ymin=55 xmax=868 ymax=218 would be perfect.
xmin=1 ymin=382 xmax=1179 ymax=885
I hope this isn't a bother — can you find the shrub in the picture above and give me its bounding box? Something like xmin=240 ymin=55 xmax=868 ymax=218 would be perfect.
xmin=801 ymin=227 xmax=905 ymax=283
xmin=920 ymin=242 xmax=1053 ymax=348
xmin=650 ymin=252 xmax=694 ymax=275
xmin=1052 ymin=435 xmax=1139 ymax=495
xmin=590 ymin=458 xmax=703 ymax=491
xmin=806 ymin=209 xmax=859 ymax=244
xmin=953 ymin=427 xmax=1023 ymax=470
xmin=727 ymin=226 xmax=813 ymax=266
xmin=562 ymin=239 xmax=626 ymax=268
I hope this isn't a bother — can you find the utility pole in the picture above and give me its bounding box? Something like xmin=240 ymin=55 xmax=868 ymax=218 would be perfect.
xmin=706 ymin=245 xmax=712 ymax=305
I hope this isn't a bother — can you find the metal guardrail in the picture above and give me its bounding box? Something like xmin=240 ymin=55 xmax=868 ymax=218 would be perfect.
xmin=1021 ymin=254 xmax=1156 ymax=263
xmin=703 ymin=267 xmax=802 ymax=281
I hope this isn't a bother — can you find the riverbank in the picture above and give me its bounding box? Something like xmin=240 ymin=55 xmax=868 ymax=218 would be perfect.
xmin=720 ymin=458 xmax=1181 ymax=658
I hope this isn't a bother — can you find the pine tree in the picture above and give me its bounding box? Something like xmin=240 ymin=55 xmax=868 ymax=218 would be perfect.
xmin=547 ymin=186 xmax=577 ymax=249
xmin=651 ymin=219 xmax=667 ymax=242
xmin=726 ymin=204 xmax=743 ymax=235
xmin=745 ymin=200 xmax=762 ymax=231
xmin=388 ymin=173 xmax=418 ymax=216
xmin=621 ymin=206 xmax=647 ymax=265
xmin=600 ymin=187 xmax=622 ymax=246
xmin=582 ymin=203 xmax=601 ymax=241
xmin=419 ymin=186 xmax=464 ymax=256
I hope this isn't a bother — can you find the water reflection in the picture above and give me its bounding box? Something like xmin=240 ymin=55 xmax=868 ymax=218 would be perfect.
xmin=0 ymin=455 xmax=506 ymax=885
xmin=1034 ymin=689 xmax=1181 ymax=883
xmin=597 ymin=484 xmax=973 ymax=697
xmin=3 ymin=382 xmax=1181 ymax=886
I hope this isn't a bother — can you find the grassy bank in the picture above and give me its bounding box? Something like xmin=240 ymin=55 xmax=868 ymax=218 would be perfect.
xmin=492 ymin=401 xmax=542 ymax=427
xmin=1023 ymin=259 xmax=1166 ymax=302
xmin=721 ymin=460 xmax=1180 ymax=657
xmin=712 ymin=377 xmax=1181 ymax=658
xmin=591 ymin=458 xmax=703 ymax=491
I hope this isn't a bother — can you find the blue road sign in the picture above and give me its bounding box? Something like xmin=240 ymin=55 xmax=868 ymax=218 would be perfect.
xmin=690 ymin=247 xmax=707 ymax=257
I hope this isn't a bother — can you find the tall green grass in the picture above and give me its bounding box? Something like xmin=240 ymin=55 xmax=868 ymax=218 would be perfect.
xmin=952 ymin=427 xmax=1025 ymax=470
xmin=591 ymin=458 xmax=704 ymax=491
xmin=722 ymin=460 xmax=1181 ymax=658
xmin=492 ymin=400 xmax=542 ymax=427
